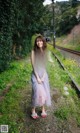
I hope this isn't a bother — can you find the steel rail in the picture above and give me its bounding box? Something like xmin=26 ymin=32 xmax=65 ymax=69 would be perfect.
xmin=55 ymin=45 xmax=80 ymax=56
xmin=52 ymin=52 xmax=80 ymax=97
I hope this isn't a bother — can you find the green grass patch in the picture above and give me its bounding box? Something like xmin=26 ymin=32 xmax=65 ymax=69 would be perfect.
xmin=54 ymin=85 xmax=80 ymax=126
xmin=0 ymin=57 xmax=32 ymax=91
xmin=0 ymin=57 xmax=32 ymax=132
xmin=54 ymin=106 xmax=70 ymax=120
xmin=54 ymin=94 xmax=80 ymax=126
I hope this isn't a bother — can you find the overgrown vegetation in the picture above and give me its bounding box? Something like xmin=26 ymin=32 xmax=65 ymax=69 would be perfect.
xmin=52 ymin=47 xmax=80 ymax=87
xmin=0 ymin=0 xmax=45 ymax=72
xmin=48 ymin=44 xmax=80 ymax=127
xmin=0 ymin=0 xmax=80 ymax=72
xmin=0 ymin=57 xmax=32 ymax=132
xmin=0 ymin=44 xmax=80 ymax=132
xmin=43 ymin=0 xmax=80 ymax=36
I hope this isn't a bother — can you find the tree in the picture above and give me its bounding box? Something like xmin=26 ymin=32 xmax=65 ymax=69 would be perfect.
xmin=69 ymin=0 xmax=78 ymax=7
xmin=0 ymin=0 xmax=45 ymax=72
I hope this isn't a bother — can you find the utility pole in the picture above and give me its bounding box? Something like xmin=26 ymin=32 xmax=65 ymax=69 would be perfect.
xmin=52 ymin=0 xmax=55 ymax=48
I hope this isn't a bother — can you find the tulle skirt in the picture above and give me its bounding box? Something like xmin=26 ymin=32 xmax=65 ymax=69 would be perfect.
xmin=31 ymin=70 xmax=51 ymax=107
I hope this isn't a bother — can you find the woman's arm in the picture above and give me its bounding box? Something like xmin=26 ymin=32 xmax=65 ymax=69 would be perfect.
xmin=31 ymin=50 xmax=42 ymax=83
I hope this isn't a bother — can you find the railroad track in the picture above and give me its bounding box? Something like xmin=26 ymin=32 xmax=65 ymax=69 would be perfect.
xmin=52 ymin=51 xmax=80 ymax=97
xmin=49 ymin=43 xmax=80 ymax=96
xmin=55 ymin=45 xmax=80 ymax=56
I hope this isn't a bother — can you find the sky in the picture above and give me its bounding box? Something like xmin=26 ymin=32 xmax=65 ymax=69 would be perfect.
xmin=43 ymin=0 xmax=69 ymax=6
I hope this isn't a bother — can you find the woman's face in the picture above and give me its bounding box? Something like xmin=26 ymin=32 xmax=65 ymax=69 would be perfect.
xmin=36 ymin=39 xmax=43 ymax=48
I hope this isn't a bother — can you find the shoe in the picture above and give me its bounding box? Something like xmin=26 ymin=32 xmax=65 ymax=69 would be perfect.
xmin=31 ymin=112 xmax=39 ymax=119
xmin=41 ymin=112 xmax=47 ymax=118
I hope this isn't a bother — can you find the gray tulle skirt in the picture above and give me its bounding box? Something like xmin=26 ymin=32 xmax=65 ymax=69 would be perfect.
xmin=31 ymin=70 xmax=51 ymax=107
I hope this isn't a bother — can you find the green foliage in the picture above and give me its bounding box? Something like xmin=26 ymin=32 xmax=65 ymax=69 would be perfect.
xmin=54 ymin=95 xmax=80 ymax=126
xmin=0 ymin=0 xmax=45 ymax=72
xmin=55 ymin=6 xmax=78 ymax=36
xmin=63 ymin=59 xmax=80 ymax=86
xmin=41 ymin=5 xmax=52 ymax=31
xmin=43 ymin=1 xmax=80 ymax=36
xmin=70 ymin=0 xmax=79 ymax=8
xmin=0 ymin=0 xmax=13 ymax=71
xmin=54 ymin=106 xmax=70 ymax=120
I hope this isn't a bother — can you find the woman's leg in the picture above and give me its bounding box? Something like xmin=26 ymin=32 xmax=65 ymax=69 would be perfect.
xmin=41 ymin=105 xmax=47 ymax=118
xmin=32 ymin=107 xmax=36 ymax=114
xmin=42 ymin=105 xmax=45 ymax=113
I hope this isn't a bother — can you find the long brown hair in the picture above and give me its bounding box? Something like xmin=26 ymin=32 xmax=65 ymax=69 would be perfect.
xmin=34 ymin=35 xmax=47 ymax=52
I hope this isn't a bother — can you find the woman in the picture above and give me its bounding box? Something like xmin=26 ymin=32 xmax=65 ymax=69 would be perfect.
xmin=31 ymin=35 xmax=51 ymax=119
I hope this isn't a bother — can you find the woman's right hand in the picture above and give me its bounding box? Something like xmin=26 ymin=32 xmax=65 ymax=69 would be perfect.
xmin=37 ymin=77 xmax=42 ymax=84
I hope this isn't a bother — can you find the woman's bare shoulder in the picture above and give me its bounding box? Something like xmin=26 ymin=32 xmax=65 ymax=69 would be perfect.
xmin=31 ymin=49 xmax=35 ymax=54
xmin=31 ymin=49 xmax=35 ymax=58
xmin=32 ymin=49 xmax=34 ymax=52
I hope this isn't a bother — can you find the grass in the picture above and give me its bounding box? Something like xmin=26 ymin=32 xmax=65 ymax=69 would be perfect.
xmin=54 ymin=94 xmax=80 ymax=126
xmin=0 ymin=56 xmax=31 ymax=90
xmin=0 ymin=56 xmax=32 ymax=133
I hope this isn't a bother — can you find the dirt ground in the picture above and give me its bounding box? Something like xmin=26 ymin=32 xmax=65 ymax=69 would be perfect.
xmin=18 ymin=83 xmax=80 ymax=133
